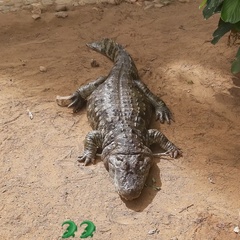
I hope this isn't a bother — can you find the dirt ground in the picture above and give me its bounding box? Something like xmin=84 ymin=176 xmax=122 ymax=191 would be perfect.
xmin=1 ymin=1 xmax=240 ymax=239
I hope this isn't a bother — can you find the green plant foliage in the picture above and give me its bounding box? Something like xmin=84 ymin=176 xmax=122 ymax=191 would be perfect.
xmin=233 ymin=21 xmax=240 ymax=31
xmin=207 ymin=0 xmax=223 ymax=8
xmin=199 ymin=0 xmax=207 ymax=9
xmin=211 ymin=19 xmax=232 ymax=44
xmin=231 ymin=47 xmax=240 ymax=74
xmin=221 ymin=0 xmax=240 ymax=24
xmin=202 ymin=0 xmax=223 ymax=19
xmin=200 ymin=0 xmax=240 ymax=74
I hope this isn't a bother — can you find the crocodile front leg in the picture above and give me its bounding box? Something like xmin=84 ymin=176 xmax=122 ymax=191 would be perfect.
xmin=148 ymin=129 xmax=181 ymax=158
xmin=56 ymin=76 xmax=107 ymax=113
xmin=134 ymin=80 xmax=173 ymax=124
xmin=78 ymin=130 xmax=104 ymax=165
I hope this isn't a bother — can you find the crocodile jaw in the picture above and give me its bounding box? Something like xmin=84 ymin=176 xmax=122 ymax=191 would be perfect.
xmin=115 ymin=166 xmax=151 ymax=200
xmin=105 ymin=153 xmax=153 ymax=200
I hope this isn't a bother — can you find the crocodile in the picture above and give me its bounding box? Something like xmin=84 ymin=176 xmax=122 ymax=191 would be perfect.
xmin=56 ymin=38 xmax=181 ymax=200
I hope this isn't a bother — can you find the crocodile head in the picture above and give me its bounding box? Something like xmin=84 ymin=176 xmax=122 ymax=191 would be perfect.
xmin=103 ymin=147 xmax=153 ymax=200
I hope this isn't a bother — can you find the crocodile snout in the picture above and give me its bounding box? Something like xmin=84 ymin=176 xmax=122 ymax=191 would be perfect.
xmin=109 ymin=154 xmax=152 ymax=200
xmin=118 ymin=187 xmax=142 ymax=200
xmin=115 ymin=168 xmax=149 ymax=200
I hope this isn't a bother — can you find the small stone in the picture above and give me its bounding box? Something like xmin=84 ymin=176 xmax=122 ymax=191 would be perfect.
xmin=148 ymin=229 xmax=157 ymax=235
xmin=144 ymin=1 xmax=152 ymax=5
xmin=163 ymin=0 xmax=171 ymax=4
xmin=144 ymin=4 xmax=154 ymax=10
xmin=32 ymin=7 xmax=41 ymax=15
xmin=4 ymin=1 xmax=14 ymax=7
xmin=22 ymin=5 xmax=32 ymax=10
xmin=42 ymin=0 xmax=54 ymax=5
xmin=32 ymin=14 xmax=41 ymax=20
xmin=55 ymin=11 xmax=68 ymax=18
xmin=39 ymin=66 xmax=47 ymax=72
xmin=154 ymin=3 xmax=164 ymax=7
xmin=10 ymin=7 xmax=19 ymax=12
xmin=90 ymin=59 xmax=99 ymax=68
xmin=55 ymin=4 xmax=68 ymax=12
xmin=72 ymin=2 xmax=79 ymax=7
xmin=31 ymin=3 xmax=44 ymax=14
xmin=234 ymin=226 xmax=239 ymax=233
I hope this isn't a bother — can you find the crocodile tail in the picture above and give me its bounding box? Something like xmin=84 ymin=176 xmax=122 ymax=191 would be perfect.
xmin=86 ymin=38 xmax=121 ymax=62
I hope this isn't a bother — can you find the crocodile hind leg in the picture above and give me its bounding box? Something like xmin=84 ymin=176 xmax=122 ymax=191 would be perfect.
xmin=148 ymin=129 xmax=181 ymax=158
xmin=78 ymin=130 xmax=104 ymax=165
xmin=134 ymin=80 xmax=173 ymax=124
xmin=56 ymin=76 xmax=107 ymax=113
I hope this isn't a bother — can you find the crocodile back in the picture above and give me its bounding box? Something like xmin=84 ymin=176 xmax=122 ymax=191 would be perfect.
xmin=86 ymin=62 xmax=153 ymax=148
xmin=85 ymin=39 xmax=154 ymax=200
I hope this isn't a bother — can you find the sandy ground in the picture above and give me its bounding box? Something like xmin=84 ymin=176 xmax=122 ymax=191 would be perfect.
xmin=0 ymin=1 xmax=240 ymax=239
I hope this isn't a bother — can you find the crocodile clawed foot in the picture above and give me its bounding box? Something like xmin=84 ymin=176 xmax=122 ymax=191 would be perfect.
xmin=78 ymin=153 xmax=95 ymax=166
xmin=56 ymin=91 xmax=86 ymax=113
xmin=154 ymin=148 xmax=182 ymax=159
xmin=169 ymin=148 xmax=181 ymax=158
xmin=155 ymin=106 xmax=174 ymax=124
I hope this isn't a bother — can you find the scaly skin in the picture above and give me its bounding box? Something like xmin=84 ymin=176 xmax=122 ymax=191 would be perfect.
xmin=56 ymin=38 xmax=181 ymax=200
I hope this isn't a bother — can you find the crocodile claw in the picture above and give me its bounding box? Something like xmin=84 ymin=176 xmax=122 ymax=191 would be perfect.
xmin=68 ymin=91 xmax=86 ymax=113
xmin=153 ymin=147 xmax=182 ymax=159
xmin=167 ymin=148 xmax=181 ymax=158
xmin=56 ymin=91 xmax=86 ymax=113
xmin=78 ymin=153 xmax=95 ymax=165
xmin=155 ymin=106 xmax=173 ymax=124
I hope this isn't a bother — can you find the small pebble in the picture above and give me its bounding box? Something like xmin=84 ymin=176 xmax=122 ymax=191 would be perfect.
xmin=39 ymin=66 xmax=47 ymax=72
xmin=32 ymin=8 xmax=41 ymax=15
xmin=154 ymin=3 xmax=164 ymax=7
xmin=148 ymin=229 xmax=157 ymax=235
xmin=31 ymin=3 xmax=42 ymax=15
xmin=163 ymin=0 xmax=171 ymax=4
xmin=234 ymin=226 xmax=239 ymax=233
xmin=144 ymin=1 xmax=152 ymax=5
xmin=55 ymin=4 xmax=68 ymax=12
xmin=32 ymin=14 xmax=41 ymax=20
xmin=72 ymin=2 xmax=79 ymax=7
xmin=55 ymin=11 xmax=68 ymax=18
xmin=91 ymin=59 xmax=99 ymax=68
xmin=27 ymin=109 xmax=34 ymax=120
xmin=144 ymin=4 xmax=154 ymax=10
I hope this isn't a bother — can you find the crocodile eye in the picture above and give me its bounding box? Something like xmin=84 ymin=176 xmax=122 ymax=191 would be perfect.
xmin=116 ymin=156 xmax=123 ymax=162
xmin=112 ymin=156 xmax=123 ymax=167
xmin=115 ymin=156 xmax=130 ymax=170
xmin=139 ymin=157 xmax=151 ymax=173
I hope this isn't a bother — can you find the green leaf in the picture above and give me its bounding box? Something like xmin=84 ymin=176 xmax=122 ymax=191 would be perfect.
xmin=221 ymin=0 xmax=240 ymax=24
xmin=231 ymin=47 xmax=240 ymax=74
xmin=211 ymin=18 xmax=232 ymax=44
xmin=207 ymin=0 xmax=223 ymax=9
xmin=233 ymin=21 xmax=240 ymax=31
xmin=203 ymin=0 xmax=223 ymax=19
xmin=199 ymin=0 xmax=207 ymax=9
